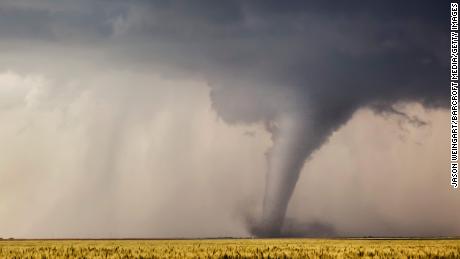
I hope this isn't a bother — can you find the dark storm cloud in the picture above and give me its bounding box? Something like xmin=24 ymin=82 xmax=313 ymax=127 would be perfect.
xmin=0 ymin=0 xmax=449 ymax=236
xmin=0 ymin=1 xmax=115 ymax=40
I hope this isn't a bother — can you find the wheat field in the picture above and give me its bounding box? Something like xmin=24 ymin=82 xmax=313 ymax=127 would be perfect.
xmin=0 ymin=238 xmax=459 ymax=258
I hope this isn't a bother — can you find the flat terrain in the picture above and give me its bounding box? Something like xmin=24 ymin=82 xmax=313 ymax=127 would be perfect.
xmin=1 ymin=238 xmax=459 ymax=258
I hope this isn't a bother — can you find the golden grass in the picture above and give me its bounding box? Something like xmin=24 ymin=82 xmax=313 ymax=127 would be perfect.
xmin=0 ymin=238 xmax=459 ymax=258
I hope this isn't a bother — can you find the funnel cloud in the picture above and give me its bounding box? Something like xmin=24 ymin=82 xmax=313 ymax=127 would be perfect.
xmin=0 ymin=0 xmax=456 ymax=238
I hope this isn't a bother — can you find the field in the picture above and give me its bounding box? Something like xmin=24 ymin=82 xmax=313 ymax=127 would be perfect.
xmin=1 ymin=238 xmax=459 ymax=258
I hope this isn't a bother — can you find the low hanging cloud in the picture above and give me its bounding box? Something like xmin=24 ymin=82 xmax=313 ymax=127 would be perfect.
xmin=0 ymin=0 xmax=456 ymax=238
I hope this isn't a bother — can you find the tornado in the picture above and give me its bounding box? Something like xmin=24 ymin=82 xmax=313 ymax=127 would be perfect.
xmin=252 ymin=103 xmax=357 ymax=235
xmin=260 ymin=113 xmax=314 ymax=235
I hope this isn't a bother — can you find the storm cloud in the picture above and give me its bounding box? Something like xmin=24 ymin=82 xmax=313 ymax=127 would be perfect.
xmin=0 ymin=0 xmax=456 ymax=238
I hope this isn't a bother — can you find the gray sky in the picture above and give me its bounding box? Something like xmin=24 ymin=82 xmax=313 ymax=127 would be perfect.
xmin=0 ymin=0 xmax=457 ymax=238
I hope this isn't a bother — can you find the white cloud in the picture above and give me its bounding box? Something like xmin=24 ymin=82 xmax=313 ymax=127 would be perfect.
xmin=0 ymin=70 xmax=48 ymax=109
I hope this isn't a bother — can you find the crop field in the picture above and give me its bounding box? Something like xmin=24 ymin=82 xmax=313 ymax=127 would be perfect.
xmin=0 ymin=238 xmax=459 ymax=258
